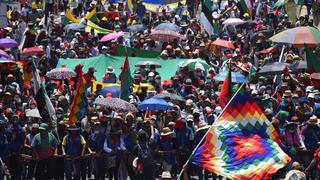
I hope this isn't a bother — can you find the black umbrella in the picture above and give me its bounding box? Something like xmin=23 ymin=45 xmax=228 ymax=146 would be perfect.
xmin=290 ymin=60 xmax=307 ymax=71
xmin=257 ymin=62 xmax=290 ymax=75
xmin=153 ymin=93 xmax=185 ymax=102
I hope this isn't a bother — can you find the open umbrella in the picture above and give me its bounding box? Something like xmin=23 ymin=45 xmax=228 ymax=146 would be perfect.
xmin=182 ymin=59 xmax=210 ymax=71
xmin=125 ymin=24 xmax=147 ymax=32
xmin=269 ymin=26 xmax=320 ymax=47
xmin=100 ymin=32 xmax=124 ymax=42
xmin=222 ymin=18 xmax=245 ymax=26
xmin=21 ymin=46 xmax=44 ymax=56
xmin=135 ymin=61 xmax=161 ymax=67
xmin=97 ymin=86 xmax=121 ymax=97
xmin=257 ymin=62 xmax=290 ymax=75
xmin=94 ymin=97 xmax=138 ymax=112
xmin=290 ymin=60 xmax=307 ymax=71
xmin=138 ymin=98 xmax=172 ymax=111
xmin=214 ymin=71 xmax=249 ymax=83
xmin=0 ymin=38 xmax=18 ymax=48
xmin=0 ymin=49 xmax=10 ymax=58
xmin=153 ymin=93 xmax=185 ymax=102
xmin=46 ymin=67 xmax=77 ymax=79
xmin=0 ymin=57 xmax=12 ymax=63
xmin=64 ymin=23 xmax=86 ymax=31
xmin=310 ymin=73 xmax=320 ymax=80
xmin=149 ymin=29 xmax=185 ymax=42
xmin=155 ymin=23 xmax=182 ymax=32
xmin=211 ymin=39 xmax=235 ymax=49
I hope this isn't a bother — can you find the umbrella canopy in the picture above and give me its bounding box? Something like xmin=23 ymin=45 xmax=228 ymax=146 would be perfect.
xmin=149 ymin=29 xmax=186 ymax=42
xmin=269 ymin=26 xmax=320 ymax=47
xmin=26 ymin=109 xmax=41 ymax=118
xmin=310 ymin=73 xmax=320 ymax=80
xmin=0 ymin=38 xmax=18 ymax=48
xmin=290 ymin=60 xmax=307 ymax=71
xmin=94 ymin=97 xmax=138 ymax=112
xmin=153 ymin=93 xmax=185 ymax=102
xmin=135 ymin=61 xmax=161 ymax=67
xmin=182 ymin=59 xmax=210 ymax=71
xmin=211 ymin=39 xmax=235 ymax=49
xmin=97 ymin=86 xmax=121 ymax=98
xmin=155 ymin=23 xmax=182 ymax=32
xmin=46 ymin=67 xmax=77 ymax=79
xmin=125 ymin=24 xmax=147 ymax=32
xmin=0 ymin=49 xmax=10 ymax=58
xmin=21 ymin=46 xmax=44 ymax=56
xmin=214 ymin=71 xmax=249 ymax=83
xmin=0 ymin=57 xmax=12 ymax=63
xmin=222 ymin=18 xmax=245 ymax=26
xmin=100 ymin=32 xmax=124 ymax=42
xmin=64 ymin=23 xmax=86 ymax=31
xmin=257 ymin=62 xmax=290 ymax=75
xmin=138 ymin=98 xmax=173 ymax=111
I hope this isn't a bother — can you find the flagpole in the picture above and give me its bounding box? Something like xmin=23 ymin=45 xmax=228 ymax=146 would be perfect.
xmin=176 ymin=83 xmax=246 ymax=180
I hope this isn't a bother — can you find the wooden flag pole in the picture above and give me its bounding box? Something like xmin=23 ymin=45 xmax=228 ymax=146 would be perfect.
xmin=176 ymin=83 xmax=246 ymax=180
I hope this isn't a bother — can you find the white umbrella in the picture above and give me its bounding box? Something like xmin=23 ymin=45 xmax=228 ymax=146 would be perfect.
xmin=26 ymin=109 xmax=41 ymax=118
xmin=222 ymin=18 xmax=246 ymax=26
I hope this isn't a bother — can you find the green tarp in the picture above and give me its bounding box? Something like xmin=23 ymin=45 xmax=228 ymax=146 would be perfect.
xmin=58 ymin=54 xmax=189 ymax=81
xmin=114 ymin=45 xmax=162 ymax=58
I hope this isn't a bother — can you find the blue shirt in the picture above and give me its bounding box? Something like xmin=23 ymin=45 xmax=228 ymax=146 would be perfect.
xmin=89 ymin=133 xmax=106 ymax=152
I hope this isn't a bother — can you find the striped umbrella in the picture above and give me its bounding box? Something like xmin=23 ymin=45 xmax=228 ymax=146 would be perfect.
xmin=149 ymin=29 xmax=186 ymax=42
xmin=182 ymin=59 xmax=210 ymax=71
xmin=269 ymin=26 xmax=320 ymax=48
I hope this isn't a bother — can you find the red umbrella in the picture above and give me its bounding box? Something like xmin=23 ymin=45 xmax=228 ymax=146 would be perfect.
xmin=211 ymin=39 xmax=235 ymax=49
xmin=21 ymin=46 xmax=44 ymax=56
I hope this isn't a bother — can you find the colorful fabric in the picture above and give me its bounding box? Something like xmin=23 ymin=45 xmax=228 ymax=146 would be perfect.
xmin=62 ymin=135 xmax=86 ymax=156
xmin=68 ymin=65 xmax=88 ymax=125
xmin=85 ymin=20 xmax=112 ymax=34
xmin=142 ymin=0 xmax=186 ymax=13
xmin=218 ymin=65 xmax=232 ymax=108
xmin=191 ymin=92 xmax=291 ymax=180
xmin=92 ymin=81 xmax=153 ymax=93
xmin=239 ymin=0 xmax=253 ymax=14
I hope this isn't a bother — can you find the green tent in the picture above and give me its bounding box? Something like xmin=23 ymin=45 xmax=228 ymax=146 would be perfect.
xmin=58 ymin=54 xmax=190 ymax=81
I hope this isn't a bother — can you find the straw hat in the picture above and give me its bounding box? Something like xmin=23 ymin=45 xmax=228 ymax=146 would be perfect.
xmin=307 ymin=115 xmax=319 ymax=125
xmin=160 ymin=127 xmax=174 ymax=136
xmin=196 ymin=121 xmax=210 ymax=132
xmin=283 ymin=90 xmax=292 ymax=97
xmin=161 ymin=171 xmax=173 ymax=180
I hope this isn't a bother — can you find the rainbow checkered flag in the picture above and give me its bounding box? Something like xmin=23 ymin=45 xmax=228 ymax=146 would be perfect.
xmin=191 ymin=91 xmax=291 ymax=179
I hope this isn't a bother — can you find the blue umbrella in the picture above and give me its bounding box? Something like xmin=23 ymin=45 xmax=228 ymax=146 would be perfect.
xmin=155 ymin=23 xmax=182 ymax=32
xmin=125 ymin=24 xmax=147 ymax=32
xmin=214 ymin=71 xmax=249 ymax=83
xmin=64 ymin=23 xmax=86 ymax=31
xmin=138 ymin=98 xmax=173 ymax=111
xmin=97 ymin=86 xmax=121 ymax=98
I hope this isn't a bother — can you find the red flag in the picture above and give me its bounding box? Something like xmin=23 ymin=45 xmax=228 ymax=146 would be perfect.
xmin=218 ymin=67 xmax=232 ymax=108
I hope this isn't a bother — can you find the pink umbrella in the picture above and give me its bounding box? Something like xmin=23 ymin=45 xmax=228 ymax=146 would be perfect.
xmin=0 ymin=49 xmax=10 ymax=58
xmin=149 ymin=29 xmax=186 ymax=42
xmin=99 ymin=32 xmax=124 ymax=42
xmin=222 ymin=18 xmax=245 ymax=26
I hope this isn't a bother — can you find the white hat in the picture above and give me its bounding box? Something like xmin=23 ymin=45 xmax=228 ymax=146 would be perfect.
xmin=187 ymin=115 xmax=194 ymax=122
xmin=75 ymin=32 xmax=81 ymax=36
xmin=193 ymin=109 xmax=200 ymax=114
xmin=148 ymin=72 xmax=155 ymax=77
xmin=215 ymin=106 xmax=222 ymax=115
xmin=186 ymin=99 xmax=193 ymax=106
xmin=106 ymin=66 xmax=114 ymax=74
xmin=308 ymin=93 xmax=315 ymax=99
xmin=102 ymin=46 xmax=108 ymax=50
xmin=306 ymin=86 xmax=313 ymax=93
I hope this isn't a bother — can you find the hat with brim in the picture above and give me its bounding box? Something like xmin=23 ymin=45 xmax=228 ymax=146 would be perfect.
xmin=161 ymin=127 xmax=174 ymax=136
xmin=68 ymin=125 xmax=80 ymax=131
xmin=106 ymin=67 xmax=114 ymax=74
xmin=39 ymin=123 xmax=49 ymax=131
xmin=283 ymin=90 xmax=292 ymax=97
xmin=196 ymin=121 xmax=210 ymax=133
xmin=307 ymin=115 xmax=319 ymax=125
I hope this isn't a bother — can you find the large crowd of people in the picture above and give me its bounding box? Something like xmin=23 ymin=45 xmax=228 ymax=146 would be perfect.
xmin=0 ymin=0 xmax=320 ymax=179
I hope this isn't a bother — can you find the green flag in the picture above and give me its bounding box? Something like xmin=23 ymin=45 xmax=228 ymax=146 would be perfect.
xmin=119 ymin=53 xmax=132 ymax=101
xmin=306 ymin=47 xmax=320 ymax=73
xmin=273 ymin=0 xmax=285 ymax=9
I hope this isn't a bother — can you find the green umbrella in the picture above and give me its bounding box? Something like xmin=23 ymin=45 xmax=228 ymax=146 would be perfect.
xmin=183 ymin=59 xmax=210 ymax=71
